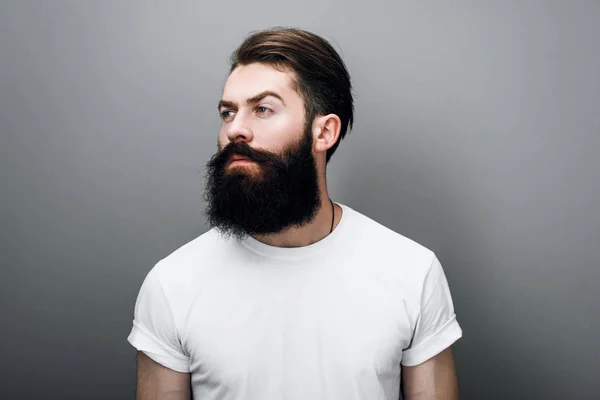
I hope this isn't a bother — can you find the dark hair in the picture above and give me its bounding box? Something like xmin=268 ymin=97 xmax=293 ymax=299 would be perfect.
xmin=230 ymin=27 xmax=354 ymax=163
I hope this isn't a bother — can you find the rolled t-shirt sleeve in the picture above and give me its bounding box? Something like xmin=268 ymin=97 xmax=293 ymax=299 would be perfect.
xmin=127 ymin=263 xmax=190 ymax=373
xmin=401 ymin=254 xmax=462 ymax=367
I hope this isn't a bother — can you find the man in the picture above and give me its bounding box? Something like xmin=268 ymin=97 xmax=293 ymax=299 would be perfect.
xmin=128 ymin=27 xmax=462 ymax=399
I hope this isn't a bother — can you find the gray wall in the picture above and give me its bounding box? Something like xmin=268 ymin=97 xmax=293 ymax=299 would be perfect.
xmin=1 ymin=1 xmax=598 ymax=399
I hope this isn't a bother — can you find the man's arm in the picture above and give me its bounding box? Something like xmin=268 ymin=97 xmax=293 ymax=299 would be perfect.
xmin=401 ymin=347 xmax=459 ymax=400
xmin=136 ymin=351 xmax=191 ymax=400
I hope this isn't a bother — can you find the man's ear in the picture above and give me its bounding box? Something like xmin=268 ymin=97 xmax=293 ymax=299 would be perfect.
xmin=312 ymin=114 xmax=341 ymax=155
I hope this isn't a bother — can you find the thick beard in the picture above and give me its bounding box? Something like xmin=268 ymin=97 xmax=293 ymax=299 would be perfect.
xmin=203 ymin=127 xmax=321 ymax=241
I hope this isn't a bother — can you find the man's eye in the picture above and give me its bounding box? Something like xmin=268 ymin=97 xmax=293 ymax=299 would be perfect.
xmin=220 ymin=110 xmax=234 ymax=119
xmin=256 ymin=106 xmax=272 ymax=115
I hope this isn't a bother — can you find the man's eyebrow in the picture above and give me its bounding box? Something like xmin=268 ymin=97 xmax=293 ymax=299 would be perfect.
xmin=247 ymin=90 xmax=286 ymax=106
xmin=217 ymin=99 xmax=235 ymax=110
xmin=218 ymin=90 xmax=286 ymax=110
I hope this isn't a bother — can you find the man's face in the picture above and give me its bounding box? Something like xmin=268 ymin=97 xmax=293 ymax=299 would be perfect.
xmin=217 ymin=63 xmax=307 ymax=159
xmin=204 ymin=63 xmax=321 ymax=239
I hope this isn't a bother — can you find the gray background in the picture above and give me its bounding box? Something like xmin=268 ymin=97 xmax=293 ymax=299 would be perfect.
xmin=1 ymin=1 xmax=598 ymax=399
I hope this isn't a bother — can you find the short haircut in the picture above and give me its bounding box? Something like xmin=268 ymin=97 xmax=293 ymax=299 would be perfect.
xmin=230 ymin=27 xmax=354 ymax=163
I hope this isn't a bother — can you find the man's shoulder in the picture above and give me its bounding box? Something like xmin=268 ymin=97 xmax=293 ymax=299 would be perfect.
xmin=344 ymin=204 xmax=434 ymax=261
xmin=148 ymin=228 xmax=230 ymax=285
xmin=342 ymin=205 xmax=438 ymax=291
xmin=162 ymin=228 xmax=223 ymax=262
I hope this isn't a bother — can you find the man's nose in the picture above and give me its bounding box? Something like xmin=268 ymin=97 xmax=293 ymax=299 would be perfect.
xmin=225 ymin=114 xmax=254 ymax=143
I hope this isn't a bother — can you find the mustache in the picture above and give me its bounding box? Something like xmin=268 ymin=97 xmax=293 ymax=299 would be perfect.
xmin=209 ymin=141 xmax=284 ymax=168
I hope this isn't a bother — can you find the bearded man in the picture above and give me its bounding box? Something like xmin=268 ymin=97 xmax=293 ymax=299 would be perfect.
xmin=128 ymin=27 xmax=462 ymax=400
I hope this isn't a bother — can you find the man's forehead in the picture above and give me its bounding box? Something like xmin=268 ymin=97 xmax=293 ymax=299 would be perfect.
xmin=222 ymin=64 xmax=296 ymax=100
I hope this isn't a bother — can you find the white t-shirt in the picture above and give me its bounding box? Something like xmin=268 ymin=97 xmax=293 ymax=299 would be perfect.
xmin=127 ymin=203 xmax=462 ymax=399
